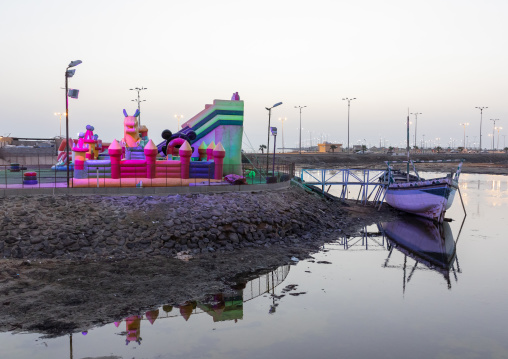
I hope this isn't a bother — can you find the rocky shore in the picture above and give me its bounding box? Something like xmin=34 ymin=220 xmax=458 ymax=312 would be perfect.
xmin=0 ymin=185 xmax=399 ymax=336
xmin=0 ymin=186 xmax=392 ymax=260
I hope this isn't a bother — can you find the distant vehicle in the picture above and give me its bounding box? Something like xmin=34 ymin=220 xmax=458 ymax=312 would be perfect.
xmin=450 ymin=150 xmax=459 ymax=153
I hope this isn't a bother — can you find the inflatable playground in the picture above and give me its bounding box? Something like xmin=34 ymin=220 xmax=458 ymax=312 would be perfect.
xmin=58 ymin=93 xmax=245 ymax=188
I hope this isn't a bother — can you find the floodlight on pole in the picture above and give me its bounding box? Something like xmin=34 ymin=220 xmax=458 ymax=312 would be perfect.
xmin=65 ymin=59 xmax=82 ymax=187
xmin=295 ymin=106 xmax=306 ymax=154
xmin=475 ymin=107 xmax=488 ymax=150
xmin=342 ymin=97 xmax=357 ymax=153
xmin=129 ymin=87 xmax=147 ymax=126
xmin=265 ymin=102 xmax=282 ymax=175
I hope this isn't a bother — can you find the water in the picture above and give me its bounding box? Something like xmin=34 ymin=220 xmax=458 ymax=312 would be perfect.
xmin=1 ymin=173 xmax=507 ymax=359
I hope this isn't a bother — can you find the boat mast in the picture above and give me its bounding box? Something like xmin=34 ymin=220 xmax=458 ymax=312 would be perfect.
xmin=407 ymin=108 xmax=410 ymax=182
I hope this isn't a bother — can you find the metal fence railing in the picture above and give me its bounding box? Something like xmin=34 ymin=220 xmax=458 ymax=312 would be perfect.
xmin=0 ymin=160 xmax=295 ymax=189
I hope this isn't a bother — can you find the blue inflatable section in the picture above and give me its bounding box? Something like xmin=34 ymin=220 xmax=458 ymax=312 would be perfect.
xmin=189 ymin=161 xmax=214 ymax=179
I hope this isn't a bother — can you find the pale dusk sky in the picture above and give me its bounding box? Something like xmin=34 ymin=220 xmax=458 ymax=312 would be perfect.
xmin=1 ymin=0 xmax=507 ymax=150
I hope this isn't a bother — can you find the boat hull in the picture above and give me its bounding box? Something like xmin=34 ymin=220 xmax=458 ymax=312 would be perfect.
xmin=384 ymin=177 xmax=458 ymax=222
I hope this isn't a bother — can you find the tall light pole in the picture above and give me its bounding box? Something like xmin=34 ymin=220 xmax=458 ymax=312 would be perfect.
xmin=266 ymin=102 xmax=283 ymax=174
xmin=54 ymin=112 xmax=66 ymax=138
xmin=65 ymin=59 xmax=82 ymax=187
xmin=490 ymin=119 xmax=499 ymax=150
xmin=459 ymin=123 xmax=469 ymax=148
xmin=495 ymin=126 xmax=502 ymax=150
xmin=410 ymin=112 xmax=422 ymax=148
xmin=295 ymin=106 xmax=306 ymax=154
xmin=278 ymin=117 xmax=287 ymax=153
xmin=174 ymin=114 xmax=184 ymax=130
xmin=130 ymin=87 xmax=147 ymax=126
xmin=476 ymin=107 xmax=487 ymax=150
xmin=342 ymin=98 xmax=356 ymax=153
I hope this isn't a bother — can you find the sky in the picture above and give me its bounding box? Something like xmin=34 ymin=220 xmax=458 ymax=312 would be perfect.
xmin=1 ymin=0 xmax=507 ymax=151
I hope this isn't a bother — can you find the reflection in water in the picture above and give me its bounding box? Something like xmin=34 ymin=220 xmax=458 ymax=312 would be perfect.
xmin=379 ymin=216 xmax=461 ymax=291
xmin=326 ymin=216 xmax=463 ymax=292
xmin=112 ymin=265 xmax=290 ymax=345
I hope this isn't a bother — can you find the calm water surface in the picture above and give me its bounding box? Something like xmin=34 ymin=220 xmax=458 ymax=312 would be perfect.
xmin=2 ymin=173 xmax=507 ymax=359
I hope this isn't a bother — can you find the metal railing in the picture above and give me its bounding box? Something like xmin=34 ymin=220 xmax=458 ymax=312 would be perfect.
xmin=0 ymin=160 xmax=295 ymax=189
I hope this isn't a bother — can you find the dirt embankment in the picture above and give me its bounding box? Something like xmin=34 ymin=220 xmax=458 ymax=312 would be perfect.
xmin=0 ymin=186 xmax=399 ymax=337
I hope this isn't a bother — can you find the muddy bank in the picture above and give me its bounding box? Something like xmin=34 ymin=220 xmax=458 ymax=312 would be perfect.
xmin=0 ymin=186 xmax=399 ymax=336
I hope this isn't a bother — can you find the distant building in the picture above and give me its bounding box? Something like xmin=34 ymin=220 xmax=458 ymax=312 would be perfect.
xmin=318 ymin=143 xmax=342 ymax=153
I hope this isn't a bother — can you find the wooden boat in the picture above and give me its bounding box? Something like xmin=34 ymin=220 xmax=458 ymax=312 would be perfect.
xmin=380 ymin=159 xmax=463 ymax=223
xmin=379 ymin=113 xmax=464 ymax=222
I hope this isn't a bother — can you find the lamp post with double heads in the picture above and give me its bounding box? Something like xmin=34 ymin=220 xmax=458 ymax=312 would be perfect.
xmin=475 ymin=107 xmax=487 ymax=150
xmin=342 ymin=98 xmax=356 ymax=153
xmin=265 ymin=102 xmax=283 ymax=175
xmin=174 ymin=114 xmax=184 ymax=130
xmin=496 ymin=127 xmax=503 ymax=150
xmin=490 ymin=119 xmax=499 ymax=150
xmin=459 ymin=122 xmax=469 ymax=148
xmin=65 ymin=60 xmax=82 ymax=187
xmin=130 ymin=87 xmax=147 ymax=126
xmin=54 ymin=112 xmax=66 ymax=138
xmin=410 ymin=112 xmax=422 ymax=148
xmin=295 ymin=105 xmax=306 ymax=154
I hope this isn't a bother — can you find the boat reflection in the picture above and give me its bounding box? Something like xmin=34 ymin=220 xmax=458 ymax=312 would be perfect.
xmin=114 ymin=264 xmax=290 ymax=345
xmin=379 ymin=216 xmax=462 ymax=291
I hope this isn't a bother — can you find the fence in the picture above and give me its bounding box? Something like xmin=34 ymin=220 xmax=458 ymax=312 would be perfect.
xmin=0 ymin=160 xmax=295 ymax=189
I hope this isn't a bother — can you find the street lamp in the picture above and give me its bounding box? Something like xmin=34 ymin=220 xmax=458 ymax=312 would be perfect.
xmin=295 ymin=106 xmax=306 ymax=154
xmin=265 ymin=102 xmax=283 ymax=175
xmin=490 ymin=119 xmax=499 ymax=150
xmin=475 ymin=106 xmax=488 ymax=150
xmin=342 ymin=97 xmax=357 ymax=153
xmin=130 ymin=87 xmax=147 ymax=126
xmin=495 ymin=126 xmax=502 ymax=150
xmin=278 ymin=117 xmax=287 ymax=153
xmin=174 ymin=114 xmax=184 ymax=130
xmin=410 ymin=112 xmax=422 ymax=148
xmin=65 ymin=59 xmax=82 ymax=187
xmin=54 ymin=112 xmax=66 ymax=138
xmin=459 ymin=123 xmax=469 ymax=148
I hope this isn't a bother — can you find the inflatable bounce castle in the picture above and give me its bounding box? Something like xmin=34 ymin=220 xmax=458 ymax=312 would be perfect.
xmin=70 ymin=93 xmax=243 ymax=188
